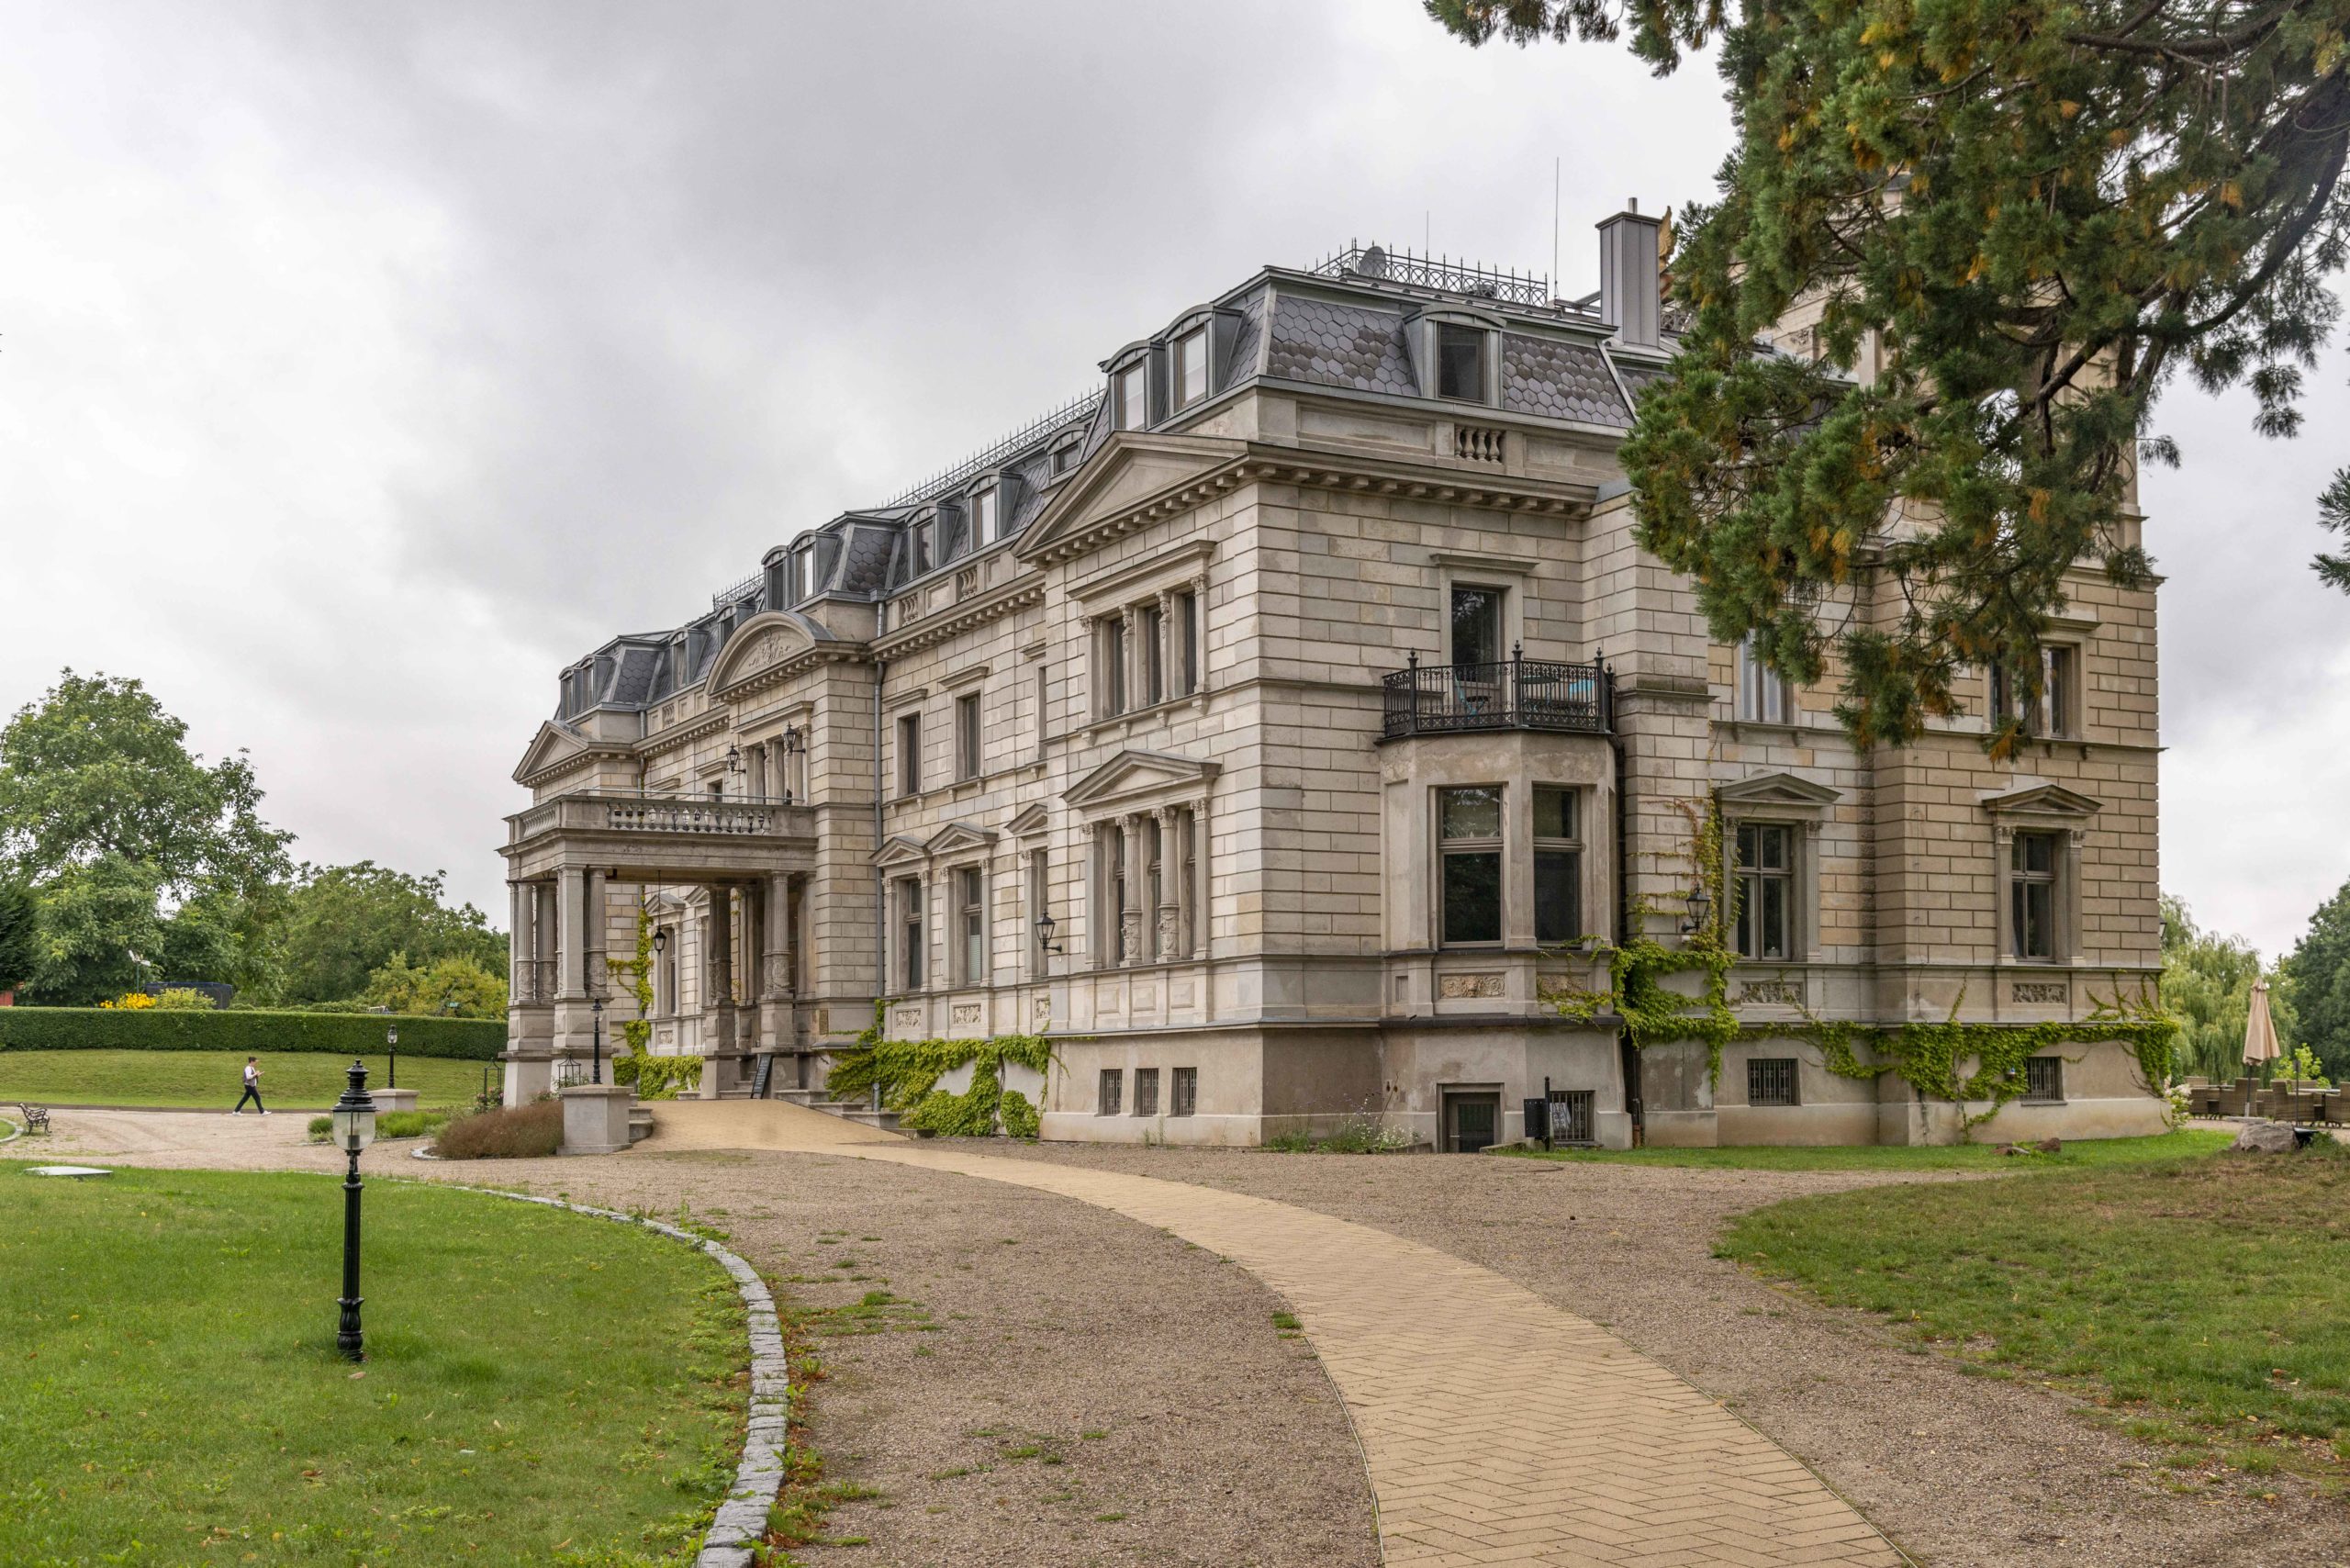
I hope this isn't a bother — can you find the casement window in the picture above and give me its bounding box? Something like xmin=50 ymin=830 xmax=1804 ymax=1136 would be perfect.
xmin=1436 ymin=323 xmax=1487 ymax=401
xmin=1532 ymin=786 xmax=1583 ymax=946
xmin=1114 ymin=360 xmax=1148 ymax=430
xmin=1109 ymin=823 xmax=1131 ymax=964
xmin=1449 ymin=585 xmax=1505 ymax=667
xmin=955 ymin=692 xmax=982 ymax=781
xmin=897 ymin=712 xmax=922 ymax=796
xmin=1051 ymin=438 xmax=1080 ymax=475
xmin=1438 ymin=786 xmax=1504 ymax=946
xmin=1173 ymin=329 xmax=1210 ymax=410
xmin=1992 ymin=644 xmax=2080 ymax=738
xmin=1097 ymin=615 xmax=1129 ymax=718
xmin=897 ymin=877 xmax=925 ymax=991
xmin=1733 ymin=823 xmax=1796 ymax=960
xmin=1176 ymin=589 xmax=1200 ymax=694
xmin=1736 ymin=634 xmax=1792 ymax=724
xmin=971 ymin=487 xmax=1000 ymax=547
xmin=2009 ymin=831 xmax=2061 ymax=960
xmin=2023 ymin=1056 xmax=2065 ymax=1103
xmin=1028 ymin=848 xmax=1051 ymax=971
xmin=1134 ymin=1068 xmax=1160 ymax=1116
xmin=1748 ymin=1058 xmax=1799 ymax=1106
xmin=1170 ymin=1066 xmax=1197 ymax=1117
xmin=791 ymin=549 xmax=815 ymax=603
xmin=1098 ymin=1068 xmax=1124 ymax=1115
xmin=957 ymin=867 xmax=986 ymax=985
xmin=1142 ymin=603 xmax=1165 ymax=705
xmin=909 ymin=520 xmax=931 ymax=577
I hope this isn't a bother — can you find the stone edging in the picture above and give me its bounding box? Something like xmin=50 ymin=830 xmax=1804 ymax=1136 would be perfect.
xmin=431 ymin=1184 xmax=787 ymax=1568
xmin=0 ymin=1118 xmax=20 ymax=1147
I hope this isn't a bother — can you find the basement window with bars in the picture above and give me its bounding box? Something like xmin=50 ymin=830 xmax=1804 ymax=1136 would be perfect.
xmin=2023 ymin=1056 xmax=2065 ymax=1103
xmin=1098 ymin=1068 xmax=1124 ymax=1116
xmin=1747 ymin=1058 xmax=1799 ymax=1107
xmin=1170 ymin=1066 xmax=1197 ymax=1117
xmin=1134 ymin=1068 xmax=1159 ymax=1117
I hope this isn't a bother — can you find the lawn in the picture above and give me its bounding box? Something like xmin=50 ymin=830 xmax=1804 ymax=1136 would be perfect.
xmin=1496 ymin=1128 xmax=2232 ymax=1171
xmin=1718 ymin=1141 xmax=2350 ymax=1492
xmin=0 ymin=1163 xmax=744 ymax=1566
xmin=0 ymin=1049 xmax=490 ymax=1109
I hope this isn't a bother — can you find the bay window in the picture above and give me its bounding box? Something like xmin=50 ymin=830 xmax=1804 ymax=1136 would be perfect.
xmin=1439 ymin=786 xmax=1503 ymax=946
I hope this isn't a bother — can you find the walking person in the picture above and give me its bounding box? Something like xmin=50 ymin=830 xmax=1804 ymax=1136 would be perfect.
xmin=232 ymin=1056 xmax=268 ymax=1115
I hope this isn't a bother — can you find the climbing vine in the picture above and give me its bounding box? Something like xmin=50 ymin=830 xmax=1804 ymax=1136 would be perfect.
xmin=1543 ymin=800 xmax=2181 ymax=1129
xmin=823 ymin=1001 xmax=1058 ymax=1139
xmin=606 ymin=903 xmax=703 ymax=1099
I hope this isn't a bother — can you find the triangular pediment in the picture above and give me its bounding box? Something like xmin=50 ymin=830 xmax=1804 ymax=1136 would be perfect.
xmin=1063 ymin=748 xmax=1221 ymax=812
xmin=707 ymin=612 xmax=828 ymax=695
xmin=1979 ymin=781 xmax=2102 ymax=818
xmin=1004 ymin=801 xmax=1051 ymax=837
xmin=870 ymin=834 xmax=930 ymax=868
xmin=923 ymin=821 xmax=1000 ymax=857
xmin=1016 ymin=432 xmax=1248 ymax=559
xmin=1717 ymin=771 xmax=1842 ymax=810
xmin=512 ymin=721 xmax=588 ymax=785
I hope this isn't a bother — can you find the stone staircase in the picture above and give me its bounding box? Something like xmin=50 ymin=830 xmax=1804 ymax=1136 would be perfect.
xmin=698 ymin=1075 xmax=902 ymax=1132
xmin=627 ymin=1103 xmax=655 ymax=1146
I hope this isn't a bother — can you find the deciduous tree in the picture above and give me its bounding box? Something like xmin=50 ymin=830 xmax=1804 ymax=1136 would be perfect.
xmin=2284 ymin=873 xmax=2350 ymax=1077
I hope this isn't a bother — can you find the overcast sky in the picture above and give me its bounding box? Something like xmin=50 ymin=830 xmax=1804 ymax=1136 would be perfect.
xmin=4 ymin=1 xmax=2345 ymax=959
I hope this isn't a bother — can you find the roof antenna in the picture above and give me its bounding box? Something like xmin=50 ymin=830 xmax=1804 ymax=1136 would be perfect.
xmin=1425 ymin=209 xmax=1430 ymax=254
xmin=1552 ymin=156 xmax=1561 ymax=294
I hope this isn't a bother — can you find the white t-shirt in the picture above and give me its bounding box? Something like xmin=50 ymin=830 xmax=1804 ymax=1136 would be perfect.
xmin=243 ymin=1063 xmax=258 ymax=1086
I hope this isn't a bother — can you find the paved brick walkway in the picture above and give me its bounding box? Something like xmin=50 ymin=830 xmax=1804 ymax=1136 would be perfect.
xmin=646 ymin=1103 xmax=1907 ymax=1568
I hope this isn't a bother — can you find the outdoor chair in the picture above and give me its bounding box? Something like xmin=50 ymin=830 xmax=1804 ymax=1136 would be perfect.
xmin=16 ymin=1103 xmax=50 ymax=1136
xmin=2212 ymin=1085 xmax=2249 ymax=1119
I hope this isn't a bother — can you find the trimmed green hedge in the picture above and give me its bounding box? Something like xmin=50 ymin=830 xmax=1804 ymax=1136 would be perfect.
xmin=0 ymin=1007 xmax=505 ymax=1061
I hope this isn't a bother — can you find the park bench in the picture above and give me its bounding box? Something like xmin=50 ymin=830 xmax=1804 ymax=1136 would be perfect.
xmin=16 ymin=1102 xmax=50 ymax=1136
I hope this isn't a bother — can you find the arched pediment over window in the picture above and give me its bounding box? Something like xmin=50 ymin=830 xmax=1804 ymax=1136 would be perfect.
xmin=705 ymin=610 xmax=839 ymax=698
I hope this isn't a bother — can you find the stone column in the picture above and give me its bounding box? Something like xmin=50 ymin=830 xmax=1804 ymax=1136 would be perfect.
xmin=1190 ymin=802 xmax=1209 ymax=958
xmin=1121 ymin=814 xmax=1148 ymax=966
xmin=1155 ymin=588 xmax=1179 ymax=704
xmin=555 ymin=867 xmax=588 ymax=1000
xmin=584 ymin=868 xmax=607 ymax=999
xmin=1154 ymin=806 xmax=1181 ymax=959
xmin=706 ymin=886 xmax=736 ymax=1051
xmin=748 ymin=744 xmax=767 ymax=801
xmin=1121 ymin=603 xmax=1144 ymax=712
xmin=507 ymin=882 xmax=530 ymax=1003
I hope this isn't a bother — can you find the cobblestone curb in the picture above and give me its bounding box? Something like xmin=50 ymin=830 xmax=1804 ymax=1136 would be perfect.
xmin=432 ymin=1185 xmax=786 ymax=1568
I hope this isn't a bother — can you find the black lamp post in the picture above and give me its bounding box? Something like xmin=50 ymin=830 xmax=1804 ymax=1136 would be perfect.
xmin=778 ymin=724 xmax=803 ymax=804
xmin=1681 ymin=886 xmax=1713 ymax=938
xmin=329 ymin=1059 xmax=378 ymax=1361
xmin=590 ymin=993 xmax=604 ymax=1085
xmin=384 ymin=1024 xmax=397 ymax=1090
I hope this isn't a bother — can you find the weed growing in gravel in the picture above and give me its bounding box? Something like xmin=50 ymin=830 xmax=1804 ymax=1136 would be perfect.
xmin=1270 ymin=1311 xmax=1302 ymax=1331
xmin=1261 ymin=1108 xmax=1416 ymax=1154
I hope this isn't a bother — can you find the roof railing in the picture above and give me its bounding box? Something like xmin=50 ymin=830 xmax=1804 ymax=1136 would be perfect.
xmin=711 ymin=573 xmax=763 ymax=612
xmin=883 ymin=389 xmax=1104 ymax=509
xmin=1311 ymin=241 xmax=1590 ymax=314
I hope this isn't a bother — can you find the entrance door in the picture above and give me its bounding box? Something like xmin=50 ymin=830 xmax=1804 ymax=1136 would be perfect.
xmin=1444 ymin=1091 xmax=1501 ymax=1153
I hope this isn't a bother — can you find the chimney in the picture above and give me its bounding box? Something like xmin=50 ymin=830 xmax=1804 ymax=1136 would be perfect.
xmin=1596 ymin=199 xmax=1663 ymax=351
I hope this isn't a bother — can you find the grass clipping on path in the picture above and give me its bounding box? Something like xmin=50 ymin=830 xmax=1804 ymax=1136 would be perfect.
xmin=0 ymin=1162 xmax=743 ymax=1565
xmin=0 ymin=1048 xmax=488 ymax=1110
xmin=433 ymin=1098 xmax=564 ymax=1159
xmin=1720 ymin=1143 xmax=2350 ymax=1494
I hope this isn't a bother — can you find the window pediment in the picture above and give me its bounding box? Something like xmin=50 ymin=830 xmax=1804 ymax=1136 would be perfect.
xmin=1718 ymin=771 xmax=1841 ymax=819
xmin=1978 ymin=781 xmax=2102 ymax=820
xmin=1005 ymin=801 xmax=1051 ymax=837
xmin=1014 ymin=432 xmax=1248 ymax=561
xmin=705 ymin=611 xmax=832 ymax=696
xmin=1063 ymin=747 xmax=1219 ymax=815
xmin=924 ymin=821 xmax=999 ymax=858
xmin=871 ymin=834 xmax=931 ymax=868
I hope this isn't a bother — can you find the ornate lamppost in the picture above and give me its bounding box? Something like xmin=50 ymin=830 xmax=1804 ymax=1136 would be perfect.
xmin=590 ymin=993 xmax=604 ymax=1085
xmin=329 ymin=1060 xmax=379 ymax=1361
xmin=1034 ymin=910 xmax=1064 ymax=957
xmin=384 ymin=1023 xmax=397 ymax=1090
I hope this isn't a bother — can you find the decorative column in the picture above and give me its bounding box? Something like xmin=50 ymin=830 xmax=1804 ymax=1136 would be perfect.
xmin=1121 ymin=603 xmax=1145 ymax=712
xmin=1189 ymin=803 xmax=1209 ymax=958
xmin=1154 ymin=806 xmax=1181 ymax=959
xmin=706 ymin=886 xmax=736 ymax=1050
xmin=584 ymin=868 xmax=608 ymax=999
xmin=555 ymin=868 xmax=588 ymax=1000
xmin=1121 ymin=814 xmax=1148 ymax=966
xmin=507 ymin=882 xmax=529 ymax=1003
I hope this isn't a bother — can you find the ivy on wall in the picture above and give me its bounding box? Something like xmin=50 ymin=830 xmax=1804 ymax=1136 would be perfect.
xmin=604 ymin=902 xmax=704 ymax=1099
xmin=823 ymin=1002 xmax=1057 ymax=1139
xmin=1544 ymin=800 xmax=2180 ymax=1128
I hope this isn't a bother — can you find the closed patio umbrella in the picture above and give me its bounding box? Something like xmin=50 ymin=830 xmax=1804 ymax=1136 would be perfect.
xmin=2244 ymin=980 xmax=2282 ymax=1081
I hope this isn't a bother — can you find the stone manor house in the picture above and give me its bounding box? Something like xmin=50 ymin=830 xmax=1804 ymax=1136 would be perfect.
xmin=501 ymin=206 xmax=2165 ymax=1149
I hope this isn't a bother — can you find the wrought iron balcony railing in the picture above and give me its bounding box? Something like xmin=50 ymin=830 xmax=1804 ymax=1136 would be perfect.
xmin=1382 ymin=652 xmax=1611 ymax=739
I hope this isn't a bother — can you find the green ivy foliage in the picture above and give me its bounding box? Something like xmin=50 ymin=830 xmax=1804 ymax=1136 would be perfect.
xmin=611 ymin=1051 xmax=702 ymax=1101
xmin=823 ymin=1002 xmax=1055 ymax=1139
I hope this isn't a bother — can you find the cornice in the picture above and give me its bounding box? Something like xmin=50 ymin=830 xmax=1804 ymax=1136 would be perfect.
xmin=516 ymin=747 xmax=632 ymax=792
xmin=872 ymin=579 xmax=1045 ymax=659
xmin=711 ymin=642 xmax=867 ymax=705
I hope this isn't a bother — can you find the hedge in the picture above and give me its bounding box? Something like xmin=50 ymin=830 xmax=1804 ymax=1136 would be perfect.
xmin=0 ymin=1007 xmax=505 ymax=1061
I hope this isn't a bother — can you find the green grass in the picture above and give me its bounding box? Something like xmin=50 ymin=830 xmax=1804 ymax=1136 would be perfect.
xmin=1494 ymin=1128 xmax=2232 ymax=1171
xmin=308 ymin=1109 xmax=450 ymax=1143
xmin=0 ymin=1049 xmax=490 ymax=1109
xmin=0 ymin=1163 xmax=744 ymax=1565
xmin=1718 ymin=1140 xmax=2350 ymax=1489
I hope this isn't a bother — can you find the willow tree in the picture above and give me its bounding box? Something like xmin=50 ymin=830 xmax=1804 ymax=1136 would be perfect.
xmin=1430 ymin=0 xmax=2350 ymax=747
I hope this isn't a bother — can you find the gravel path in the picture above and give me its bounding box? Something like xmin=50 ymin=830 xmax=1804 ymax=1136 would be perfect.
xmin=19 ymin=1110 xmax=1378 ymax=1568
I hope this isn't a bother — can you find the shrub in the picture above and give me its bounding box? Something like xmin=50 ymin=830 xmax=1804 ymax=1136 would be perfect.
xmin=998 ymin=1088 xmax=1040 ymax=1140
xmin=431 ymin=1099 xmax=562 ymax=1159
xmin=611 ymin=1051 xmax=700 ymax=1100
xmin=151 ymin=989 xmax=216 ymax=1011
xmin=0 ymin=1007 xmax=502 ymax=1060
xmin=308 ymin=1109 xmax=449 ymax=1144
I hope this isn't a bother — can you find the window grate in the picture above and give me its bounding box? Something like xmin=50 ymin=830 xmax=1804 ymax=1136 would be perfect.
xmin=1098 ymin=1069 xmax=1123 ymax=1116
xmin=2023 ymin=1056 xmax=2065 ymax=1103
xmin=1547 ymin=1088 xmax=1595 ymax=1144
xmin=1134 ymin=1068 xmax=1159 ymax=1117
xmin=1748 ymin=1058 xmax=1799 ymax=1107
xmin=1171 ymin=1066 xmax=1197 ymax=1118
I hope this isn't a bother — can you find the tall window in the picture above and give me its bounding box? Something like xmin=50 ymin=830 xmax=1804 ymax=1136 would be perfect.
xmin=1992 ymin=645 xmax=2078 ymax=738
xmin=957 ymin=867 xmax=986 ymax=985
xmin=1181 ymin=808 xmax=1199 ymax=953
xmin=1170 ymin=1066 xmax=1197 ymax=1117
xmin=1028 ymin=848 xmax=1050 ymax=970
xmin=1734 ymin=823 xmax=1795 ymax=959
xmin=1114 ymin=360 xmax=1147 ymax=430
xmin=1176 ymin=589 xmax=1200 ymax=694
xmin=1437 ymin=323 xmax=1485 ymax=401
xmin=897 ymin=712 xmax=922 ymax=796
xmin=909 ymin=519 xmax=931 ymax=577
xmin=1098 ymin=1068 xmax=1124 ymax=1115
xmin=1736 ymin=634 xmax=1791 ymax=724
xmin=1438 ymin=786 xmax=1503 ymax=946
xmin=1108 ymin=824 xmax=1130 ymax=964
xmin=2010 ymin=831 xmax=2060 ymax=960
xmin=1098 ymin=615 xmax=1128 ymax=718
xmin=897 ymin=877 xmax=925 ymax=990
xmin=955 ymin=692 xmax=981 ymax=781
xmin=1134 ymin=1067 xmax=1160 ymax=1116
xmin=1532 ymin=786 xmax=1582 ymax=946
xmin=1034 ymin=664 xmax=1050 ymax=761
xmin=1173 ymin=329 xmax=1209 ymax=409
xmin=1450 ymin=586 xmax=1503 ymax=666
xmin=1142 ymin=603 xmax=1165 ymax=705
xmin=972 ymin=487 xmax=999 ymax=546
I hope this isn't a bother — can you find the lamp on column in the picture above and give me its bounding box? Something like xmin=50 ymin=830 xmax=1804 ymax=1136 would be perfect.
xmin=779 ymin=724 xmax=803 ymax=805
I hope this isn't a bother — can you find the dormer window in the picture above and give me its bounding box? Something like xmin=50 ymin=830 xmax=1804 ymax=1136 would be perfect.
xmin=791 ymin=548 xmax=816 ymax=603
xmin=940 ymin=501 xmax=969 ymax=560
xmin=1051 ymin=437 xmax=1080 ymax=475
xmin=1173 ymin=328 xmax=1210 ymax=410
xmin=909 ymin=516 xmax=932 ymax=577
xmin=1437 ymin=324 xmax=1486 ymax=401
xmin=1113 ymin=360 xmax=1148 ymax=431
xmin=972 ymin=487 xmax=1000 ymax=547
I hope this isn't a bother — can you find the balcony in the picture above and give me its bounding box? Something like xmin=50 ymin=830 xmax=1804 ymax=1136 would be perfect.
xmin=1382 ymin=654 xmax=1611 ymax=739
xmin=502 ymin=790 xmax=815 ymax=882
